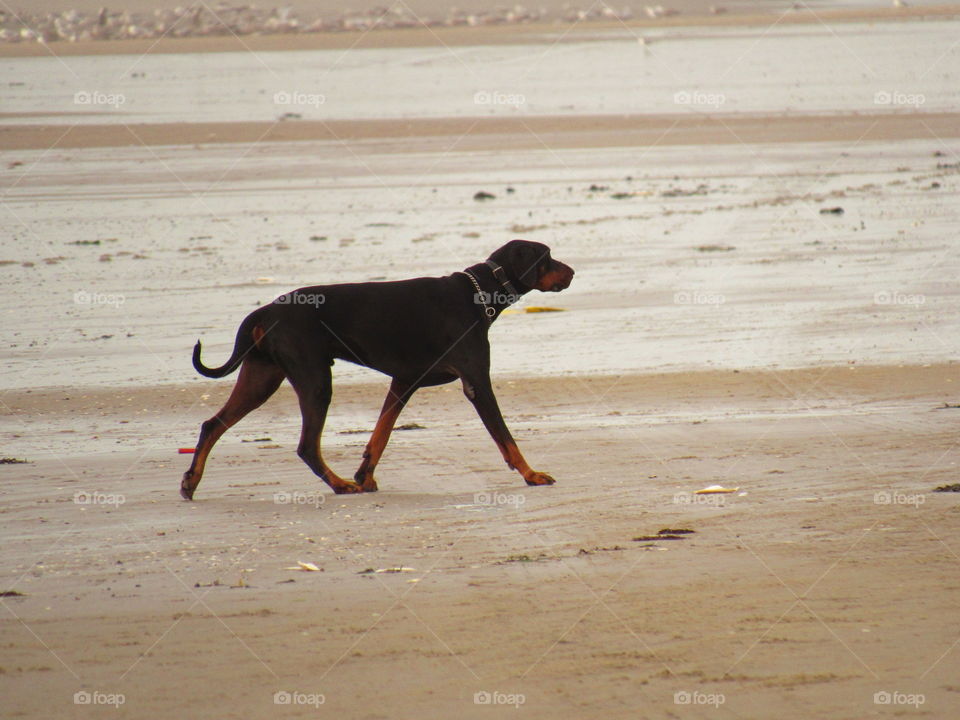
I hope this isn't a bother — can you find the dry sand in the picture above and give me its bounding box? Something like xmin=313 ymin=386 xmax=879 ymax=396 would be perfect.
xmin=2 ymin=6 xmax=960 ymax=719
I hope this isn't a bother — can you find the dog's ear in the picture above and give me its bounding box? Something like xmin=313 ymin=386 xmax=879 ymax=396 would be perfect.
xmin=502 ymin=240 xmax=550 ymax=289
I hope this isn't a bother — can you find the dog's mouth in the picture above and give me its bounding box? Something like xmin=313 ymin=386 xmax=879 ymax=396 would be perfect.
xmin=535 ymin=263 xmax=574 ymax=292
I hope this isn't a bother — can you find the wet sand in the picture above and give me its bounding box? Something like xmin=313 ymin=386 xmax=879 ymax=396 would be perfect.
xmin=2 ymin=366 xmax=960 ymax=718
xmin=2 ymin=6 xmax=960 ymax=719
xmin=5 ymin=111 xmax=960 ymax=150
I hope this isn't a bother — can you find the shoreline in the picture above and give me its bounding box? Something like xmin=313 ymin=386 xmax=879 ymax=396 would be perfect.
xmin=1 ymin=5 xmax=958 ymax=57
xmin=4 ymin=110 xmax=960 ymax=151
xmin=3 ymin=363 xmax=954 ymax=413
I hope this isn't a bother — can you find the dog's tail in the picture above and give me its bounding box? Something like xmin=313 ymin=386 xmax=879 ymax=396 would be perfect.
xmin=192 ymin=319 xmax=256 ymax=378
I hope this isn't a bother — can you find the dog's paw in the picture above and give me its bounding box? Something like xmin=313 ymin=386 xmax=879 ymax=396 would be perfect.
xmin=180 ymin=472 xmax=196 ymax=501
xmin=524 ymin=471 xmax=556 ymax=486
xmin=353 ymin=470 xmax=379 ymax=493
xmin=331 ymin=480 xmax=364 ymax=495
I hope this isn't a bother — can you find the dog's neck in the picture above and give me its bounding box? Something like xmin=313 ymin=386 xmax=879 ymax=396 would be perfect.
xmin=460 ymin=260 xmax=528 ymax=325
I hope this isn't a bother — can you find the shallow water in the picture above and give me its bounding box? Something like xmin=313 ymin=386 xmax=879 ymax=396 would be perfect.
xmin=1 ymin=20 xmax=957 ymax=124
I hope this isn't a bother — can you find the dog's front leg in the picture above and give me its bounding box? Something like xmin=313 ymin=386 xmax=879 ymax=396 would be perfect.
xmin=461 ymin=375 xmax=555 ymax=486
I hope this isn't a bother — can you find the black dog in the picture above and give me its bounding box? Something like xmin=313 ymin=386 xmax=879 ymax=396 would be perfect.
xmin=181 ymin=239 xmax=574 ymax=500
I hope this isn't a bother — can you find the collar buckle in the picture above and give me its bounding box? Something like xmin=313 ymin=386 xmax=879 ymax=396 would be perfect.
xmin=485 ymin=260 xmax=520 ymax=299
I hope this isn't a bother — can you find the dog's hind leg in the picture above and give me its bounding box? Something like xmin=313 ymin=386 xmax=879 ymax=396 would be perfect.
xmin=181 ymin=357 xmax=285 ymax=500
xmin=288 ymin=362 xmax=362 ymax=495
xmin=354 ymin=378 xmax=418 ymax=492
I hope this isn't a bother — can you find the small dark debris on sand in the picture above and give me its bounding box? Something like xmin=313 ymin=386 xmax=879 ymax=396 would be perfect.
xmin=820 ymin=207 xmax=845 ymax=215
xmin=633 ymin=528 xmax=696 ymax=542
xmin=241 ymin=437 xmax=272 ymax=442
xmin=578 ymin=546 xmax=625 ymax=555
xmin=934 ymin=484 xmax=960 ymax=493
xmin=473 ymin=191 xmax=496 ymax=201
xmin=695 ymin=245 xmax=736 ymax=252
xmin=610 ymin=192 xmax=632 ymax=200
xmin=0 ymin=590 xmax=25 ymax=597
xmin=934 ymin=403 xmax=960 ymax=410
xmin=499 ymin=553 xmax=553 ymax=564
xmin=662 ymin=183 xmax=708 ymax=198
xmin=1 ymin=457 xmax=29 ymax=464
xmin=395 ymin=423 xmax=425 ymax=431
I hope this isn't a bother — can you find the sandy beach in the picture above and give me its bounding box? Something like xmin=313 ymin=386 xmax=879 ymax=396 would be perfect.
xmin=2 ymin=4 xmax=960 ymax=718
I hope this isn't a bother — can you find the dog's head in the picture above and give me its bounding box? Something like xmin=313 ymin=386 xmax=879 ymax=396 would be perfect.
xmin=488 ymin=240 xmax=574 ymax=293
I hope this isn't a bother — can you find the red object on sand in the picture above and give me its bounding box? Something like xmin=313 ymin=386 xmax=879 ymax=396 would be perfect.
xmin=178 ymin=448 xmax=195 ymax=454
